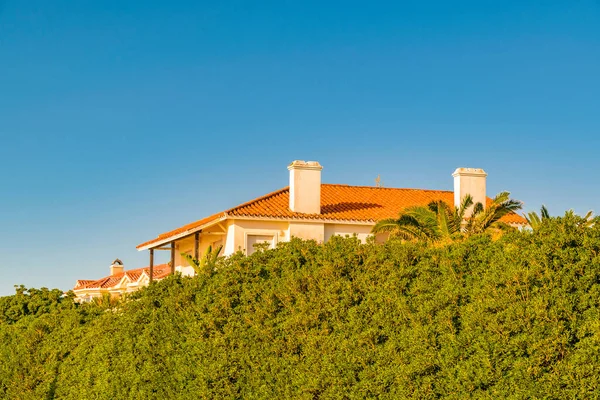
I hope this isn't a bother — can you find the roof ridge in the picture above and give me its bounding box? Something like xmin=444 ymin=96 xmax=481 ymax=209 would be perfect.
xmin=127 ymin=263 xmax=169 ymax=273
xmin=229 ymin=184 xmax=454 ymax=212
xmin=76 ymin=264 xmax=171 ymax=289
xmin=321 ymin=183 xmax=452 ymax=193
xmin=226 ymin=186 xmax=289 ymax=212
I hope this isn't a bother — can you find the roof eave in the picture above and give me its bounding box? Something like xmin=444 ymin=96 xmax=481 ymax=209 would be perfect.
xmin=136 ymin=215 xmax=228 ymax=251
xmin=229 ymin=215 xmax=377 ymax=225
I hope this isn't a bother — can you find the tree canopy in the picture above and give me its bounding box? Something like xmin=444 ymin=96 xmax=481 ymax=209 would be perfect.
xmin=1 ymin=213 xmax=600 ymax=398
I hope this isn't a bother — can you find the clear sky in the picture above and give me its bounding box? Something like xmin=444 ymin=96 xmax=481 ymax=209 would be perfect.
xmin=1 ymin=1 xmax=599 ymax=296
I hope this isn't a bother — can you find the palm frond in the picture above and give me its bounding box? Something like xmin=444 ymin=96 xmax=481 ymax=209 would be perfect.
xmin=492 ymin=191 xmax=511 ymax=204
xmin=524 ymin=205 xmax=551 ymax=230
xmin=540 ymin=205 xmax=550 ymax=219
xmin=467 ymin=192 xmax=522 ymax=235
xmin=404 ymin=206 xmax=442 ymax=240
xmin=581 ymin=210 xmax=596 ymax=228
xmin=182 ymin=253 xmax=199 ymax=268
xmin=494 ymin=221 xmax=517 ymax=232
xmin=390 ymin=225 xmax=431 ymax=241
xmin=181 ymin=245 xmax=223 ymax=275
xmin=471 ymin=202 xmax=484 ymax=217
xmin=376 ymin=191 xmax=523 ymax=242
xmin=427 ymin=200 xmax=440 ymax=214
xmin=371 ymin=218 xmax=405 ymax=234
xmin=525 ymin=211 xmax=541 ymax=229
xmin=456 ymin=194 xmax=474 ymax=222
xmin=434 ymin=201 xmax=451 ymax=237
xmin=490 ymin=199 xmax=523 ymax=220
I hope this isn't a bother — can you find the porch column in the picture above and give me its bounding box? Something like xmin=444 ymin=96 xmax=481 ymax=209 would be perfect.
xmin=194 ymin=232 xmax=200 ymax=260
xmin=149 ymin=248 xmax=154 ymax=283
xmin=170 ymin=242 xmax=175 ymax=275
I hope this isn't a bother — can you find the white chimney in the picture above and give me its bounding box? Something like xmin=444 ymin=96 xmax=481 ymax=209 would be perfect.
xmin=288 ymin=160 xmax=323 ymax=214
xmin=110 ymin=259 xmax=124 ymax=276
xmin=452 ymin=168 xmax=487 ymax=215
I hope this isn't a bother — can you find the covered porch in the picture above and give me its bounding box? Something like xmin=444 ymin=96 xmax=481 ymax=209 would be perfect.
xmin=137 ymin=217 xmax=229 ymax=282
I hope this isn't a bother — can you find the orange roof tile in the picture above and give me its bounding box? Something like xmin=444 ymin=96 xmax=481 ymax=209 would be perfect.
xmin=137 ymin=184 xmax=527 ymax=249
xmin=74 ymin=264 xmax=170 ymax=290
xmin=74 ymin=280 xmax=95 ymax=289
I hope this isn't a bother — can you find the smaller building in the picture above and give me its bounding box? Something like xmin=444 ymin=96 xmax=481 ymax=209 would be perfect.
xmin=72 ymin=259 xmax=194 ymax=302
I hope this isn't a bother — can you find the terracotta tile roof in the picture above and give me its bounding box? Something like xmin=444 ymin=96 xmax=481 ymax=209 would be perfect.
xmin=74 ymin=280 xmax=95 ymax=289
xmin=74 ymin=264 xmax=170 ymax=291
xmin=137 ymin=213 xmax=225 ymax=249
xmin=138 ymin=184 xmax=527 ymax=249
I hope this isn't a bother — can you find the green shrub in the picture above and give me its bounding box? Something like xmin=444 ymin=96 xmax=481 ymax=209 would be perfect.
xmin=1 ymin=216 xmax=600 ymax=398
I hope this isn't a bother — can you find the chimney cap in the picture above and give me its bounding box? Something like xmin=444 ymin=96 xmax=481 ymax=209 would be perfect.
xmin=111 ymin=258 xmax=123 ymax=266
xmin=452 ymin=168 xmax=487 ymax=178
xmin=288 ymin=160 xmax=323 ymax=171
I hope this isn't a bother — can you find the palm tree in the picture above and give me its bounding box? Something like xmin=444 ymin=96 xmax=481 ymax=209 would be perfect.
xmin=372 ymin=192 xmax=523 ymax=242
xmin=182 ymin=244 xmax=223 ymax=275
xmin=525 ymin=207 xmax=598 ymax=230
xmin=563 ymin=209 xmax=599 ymax=228
xmin=371 ymin=194 xmax=474 ymax=242
xmin=463 ymin=191 xmax=523 ymax=236
xmin=524 ymin=205 xmax=550 ymax=230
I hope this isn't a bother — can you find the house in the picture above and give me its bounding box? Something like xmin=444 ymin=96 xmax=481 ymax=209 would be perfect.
xmin=73 ymin=260 xmax=175 ymax=302
xmin=135 ymin=160 xmax=526 ymax=276
xmin=73 ymin=161 xmax=526 ymax=301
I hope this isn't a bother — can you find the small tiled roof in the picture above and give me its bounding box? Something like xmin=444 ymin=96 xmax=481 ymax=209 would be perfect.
xmin=74 ymin=280 xmax=95 ymax=289
xmin=74 ymin=264 xmax=170 ymax=291
xmin=137 ymin=184 xmax=527 ymax=249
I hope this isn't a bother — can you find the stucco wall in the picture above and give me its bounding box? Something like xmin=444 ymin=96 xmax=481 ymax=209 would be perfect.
xmin=224 ymin=220 xmax=237 ymax=255
xmin=324 ymin=223 xmax=377 ymax=243
xmin=225 ymin=219 xmax=289 ymax=255
xmin=288 ymin=221 xmax=325 ymax=242
xmin=174 ymin=219 xmax=384 ymax=262
xmin=174 ymin=227 xmax=228 ymax=267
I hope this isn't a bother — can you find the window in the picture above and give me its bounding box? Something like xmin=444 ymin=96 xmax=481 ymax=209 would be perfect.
xmin=246 ymin=235 xmax=274 ymax=255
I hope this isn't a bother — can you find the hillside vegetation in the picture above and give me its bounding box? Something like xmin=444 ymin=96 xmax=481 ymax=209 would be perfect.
xmin=1 ymin=214 xmax=600 ymax=399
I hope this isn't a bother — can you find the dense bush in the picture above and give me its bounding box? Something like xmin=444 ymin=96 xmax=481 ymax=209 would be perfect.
xmin=1 ymin=214 xmax=600 ymax=399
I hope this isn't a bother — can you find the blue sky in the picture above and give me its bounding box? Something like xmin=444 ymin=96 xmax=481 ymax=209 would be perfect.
xmin=1 ymin=1 xmax=599 ymax=296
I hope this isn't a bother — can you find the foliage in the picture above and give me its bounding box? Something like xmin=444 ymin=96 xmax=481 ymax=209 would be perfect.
xmin=563 ymin=209 xmax=599 ymax=228
xmin=372 ymin=194 xmax=474 ymax=242
xmin=372 ymin=192 xmax=522 ymax=241
xmin=524 ymin=205 xmax=551 ymax=230
xmin=182 ymin=244 xmax=223 ymax=275
xmin=525 ymin=207 xmax=598 ymax=231
xmin=2 ymin=217 xmax=600 ymax=398
xmin=463 ymin=191 xmax=523 ymax=236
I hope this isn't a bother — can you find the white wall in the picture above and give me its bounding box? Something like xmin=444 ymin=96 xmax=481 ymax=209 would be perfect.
xmin=288 ymin=221 xmax=325 ymax=242
xmin=324 ymin=223 xmax=377 ymax=243
xmin=225 ymin=219 xmax=289 ymax=255
xmin=174 ymin=226 xmax=228 ymax=266
xmin=179 ymin=219 xmax=383 ymax=259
